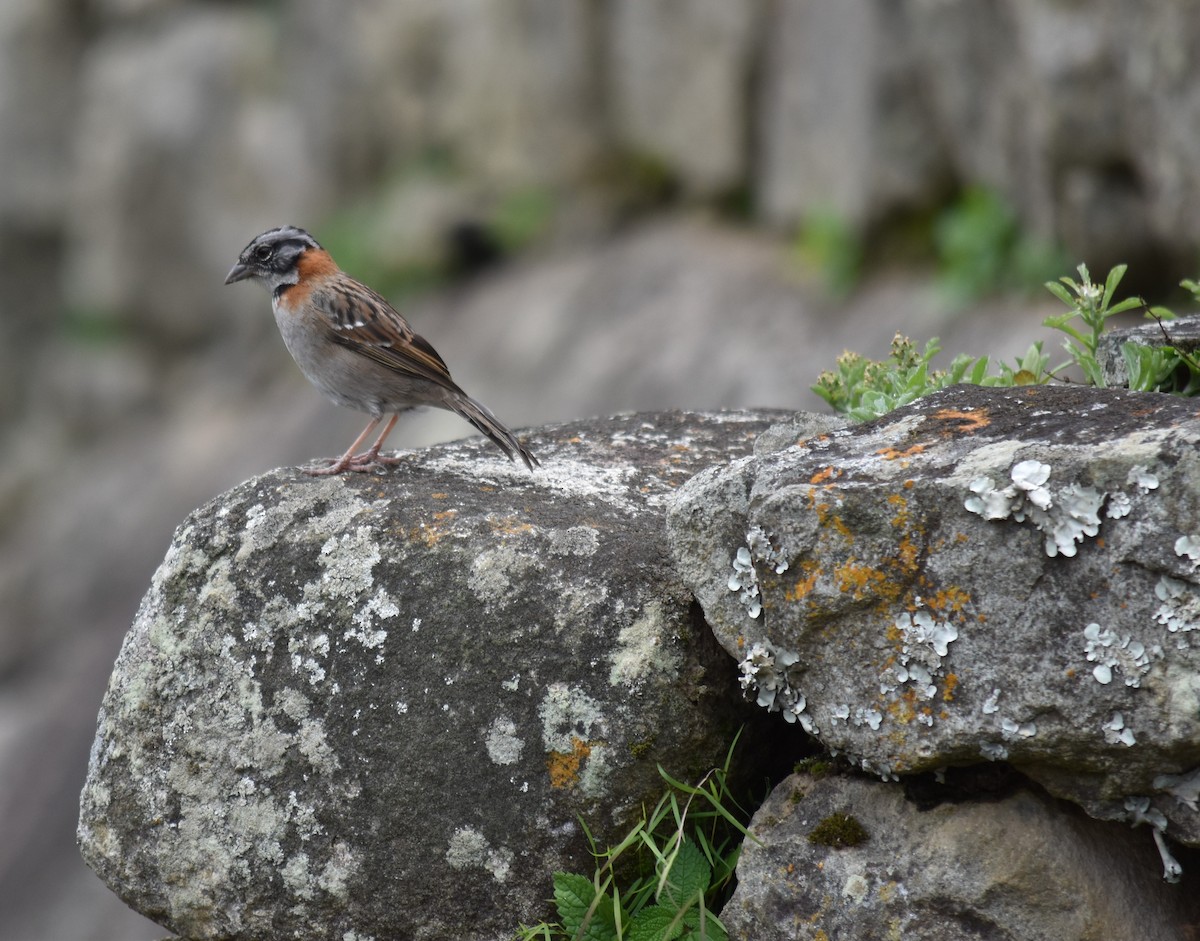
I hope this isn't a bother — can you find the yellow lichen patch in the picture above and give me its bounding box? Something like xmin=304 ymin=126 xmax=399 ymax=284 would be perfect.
xmin=786 ymin=560 xmax=822 ymax=601
xmin=876 ymin=444 xmax=926 ymax=461
xmin=925 ymin=586 xmax=971 ymax=616
xmin=833 ymin=560 xmax=895 ymax=601
xmin=487 ymin=515 xmax=535 ymax=537
xmin=405 ymin=508 xmax=461 ymax=547
xmin=809 ymin=491 xmax=852 ymax=539
xmin=547 ymin=736 xmax=592 ymax=789
xmin=431 ymin=492 xmax=449 ymax=500
xmin=942 ymin=673 xmax=959 ymax=701
xmin=932 ymin=407 xmax=990 ymax=434
xmin=886 ymin=691 xmax=918 ymax=724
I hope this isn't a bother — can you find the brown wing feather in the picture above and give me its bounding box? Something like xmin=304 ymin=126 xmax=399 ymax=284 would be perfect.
xmin=312 ymin=278 xmax=466 ymax=395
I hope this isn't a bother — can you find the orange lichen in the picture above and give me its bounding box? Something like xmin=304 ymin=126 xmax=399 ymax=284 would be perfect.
xmin=488 ymin=515 xmax=535 ymax=536
xmin=932 ymin=407 xmax=990 ymax=434
xmin=547 ymin=736 xmax=592 ymax=788
xmin=811 ymin=466 xmax=840 ymax=485
xmin=833 ymin=560 xmax=896 ymax=601
xmin=942 ymin=673 xmax=959 ymax=701
xmin=786 ymin=560 xmax=822 ymax=601
xmin=876 ymin=444 xmax=926 ymax=461
xmin=926 ymin=587 xmax=971 ymax=616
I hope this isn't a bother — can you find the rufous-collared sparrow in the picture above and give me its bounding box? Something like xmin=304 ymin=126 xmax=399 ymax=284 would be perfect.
xmin=225 ymin=225 xmax=538 ymax=475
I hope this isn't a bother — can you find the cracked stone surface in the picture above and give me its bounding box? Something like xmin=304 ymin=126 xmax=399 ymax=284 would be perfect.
xmin=721 ymin=770 xmax=1200 ymax=941
xmin=78 ymin=410 xmax=788 ymax=941
xmin=667 ymin=385 xmax=1200 ymax=849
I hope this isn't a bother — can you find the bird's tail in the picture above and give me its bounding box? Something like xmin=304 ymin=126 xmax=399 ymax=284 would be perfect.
xmin=446 ymin=392 xmax=539 ymax=471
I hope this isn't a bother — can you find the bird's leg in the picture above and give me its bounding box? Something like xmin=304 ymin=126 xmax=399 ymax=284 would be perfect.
xmin=352 ymin=414 xmax=409 ymax=466
xmin=303 ymin=417 xmax=381 ymax=476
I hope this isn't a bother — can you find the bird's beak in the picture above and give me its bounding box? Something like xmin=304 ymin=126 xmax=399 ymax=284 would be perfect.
xmin=224 ymin=262 xmax=252 ymax=285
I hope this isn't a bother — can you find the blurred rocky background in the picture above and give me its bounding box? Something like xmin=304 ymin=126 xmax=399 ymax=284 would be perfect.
xmin=3 ymin=1 xmax=1200 ymax=937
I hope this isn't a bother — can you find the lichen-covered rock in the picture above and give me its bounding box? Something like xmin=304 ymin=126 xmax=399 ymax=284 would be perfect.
xmin=721 ymin=771 xmax=1200 ymax=940
xmin=78 ymin=410 xmax=788 ymax=941
xmin=666 ymin=385 xmax=1200 ymax=856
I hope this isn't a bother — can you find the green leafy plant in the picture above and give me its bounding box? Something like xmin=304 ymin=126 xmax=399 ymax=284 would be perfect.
xmin=516 ymin=738 xmax=753 ymax=941
xmin=814 ymin=262 xmax=1200 ymax=420
xmin=934 ymin=187 xmax=1066 ymax=300
xmin=794 ymin=209 xmax=864 ymax=299
xmin=812 ymin=333 xmax=1046 ymax=422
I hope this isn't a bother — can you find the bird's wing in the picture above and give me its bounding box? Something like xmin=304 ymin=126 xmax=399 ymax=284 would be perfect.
xmin=312 ymin=279 xmax=465 ymax=395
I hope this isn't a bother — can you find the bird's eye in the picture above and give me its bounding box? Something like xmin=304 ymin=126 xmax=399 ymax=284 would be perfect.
xmin=254 ymin=244 xmax=273 ymax=261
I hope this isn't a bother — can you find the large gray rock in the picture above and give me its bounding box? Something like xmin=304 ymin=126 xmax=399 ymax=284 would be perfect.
xmin=667 ymin=384 xmax=1200 ymax=853
xmin=78 ymin=411 xmax=787 ymax=940
xmin=722 ymin=771 xmax=1200 ymax=940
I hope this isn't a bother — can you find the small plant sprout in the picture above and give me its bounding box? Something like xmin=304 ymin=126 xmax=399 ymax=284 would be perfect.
xmin=814 ymin=262 xmax=1200 ymax=421
xmin=519 ymin=738 xmax=752 ymax=941
xmin=1042 ymin=263 xmax=1146 ymax=387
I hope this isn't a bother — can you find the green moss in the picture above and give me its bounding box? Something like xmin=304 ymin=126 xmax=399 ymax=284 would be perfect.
xmin=808 ymin=812 xmax=868 ymax=848
xmin=793 ymin=757 xmax=833 ymax=778
xmin=628 ymin=738 xmax=656 ymax=760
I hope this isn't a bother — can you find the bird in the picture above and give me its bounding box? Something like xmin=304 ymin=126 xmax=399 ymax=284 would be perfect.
xmin=225 ymin=225 xmax=538 ymax=475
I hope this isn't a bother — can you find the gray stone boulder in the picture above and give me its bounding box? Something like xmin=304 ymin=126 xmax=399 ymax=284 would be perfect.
xmin=78 ymin=410 xmax=791 ymax=941
xmin=667 ymin=384 xmax=1200 ymax=861
xmin=722 ymin=770 xmax=1197 ymax=940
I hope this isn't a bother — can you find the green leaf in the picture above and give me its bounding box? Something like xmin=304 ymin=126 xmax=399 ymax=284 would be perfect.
xmin=1102 ymin=263 xmax=1127 ymax=309
xmin=1044 ymin=281 xmax=1075 ymax=306
xmin=660 ymin=840 xmax=712 ymax=911
xmin=1105 ymin=296 xmax=1144 ymax=317
xmin=627 ymin=905 xmax=686 ymax=941
xmin=553 ymin=873 xmax=618 ymax=941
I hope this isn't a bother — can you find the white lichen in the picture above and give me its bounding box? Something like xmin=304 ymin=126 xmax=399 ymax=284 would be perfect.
xmin=1125 ymin=797 xmax=1182 ymax=883
xmin=999 ymin=717 xmax=1037 ymax=741
xmin=1153 ymin=767 xmax=1200 ymax=812
xmin=881 ymin=603 xmax=959 ymax=705
xmin=852 ymin=707 xmax=883 ymax=730
xmin=964 ymin=460 xmax=1138 ymax=557
xmin=1176 ymin=534 xmax=1200 ymax=564
xmin=981 ymin=688 xmax=1001 ymax=715
xmin=1102 ymin=712 xmax=1136 ymax=747
xmin=728 ymin=547 xmax=762 ymax=619
xmin=738 ymin=641 xmax=813 ymax=732
xmin=1155 ymin=562 xmax=1200 ymax=647
xmin=1083 ymin=622 xmax=1160 ymax=687
xmin=980 ymin=742 xmax=1008 ymax=761
xmin=1127 ymin=465 xmax=1160 ymax=493
xmin=728 ymin=527 xmax=789 ymax=620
